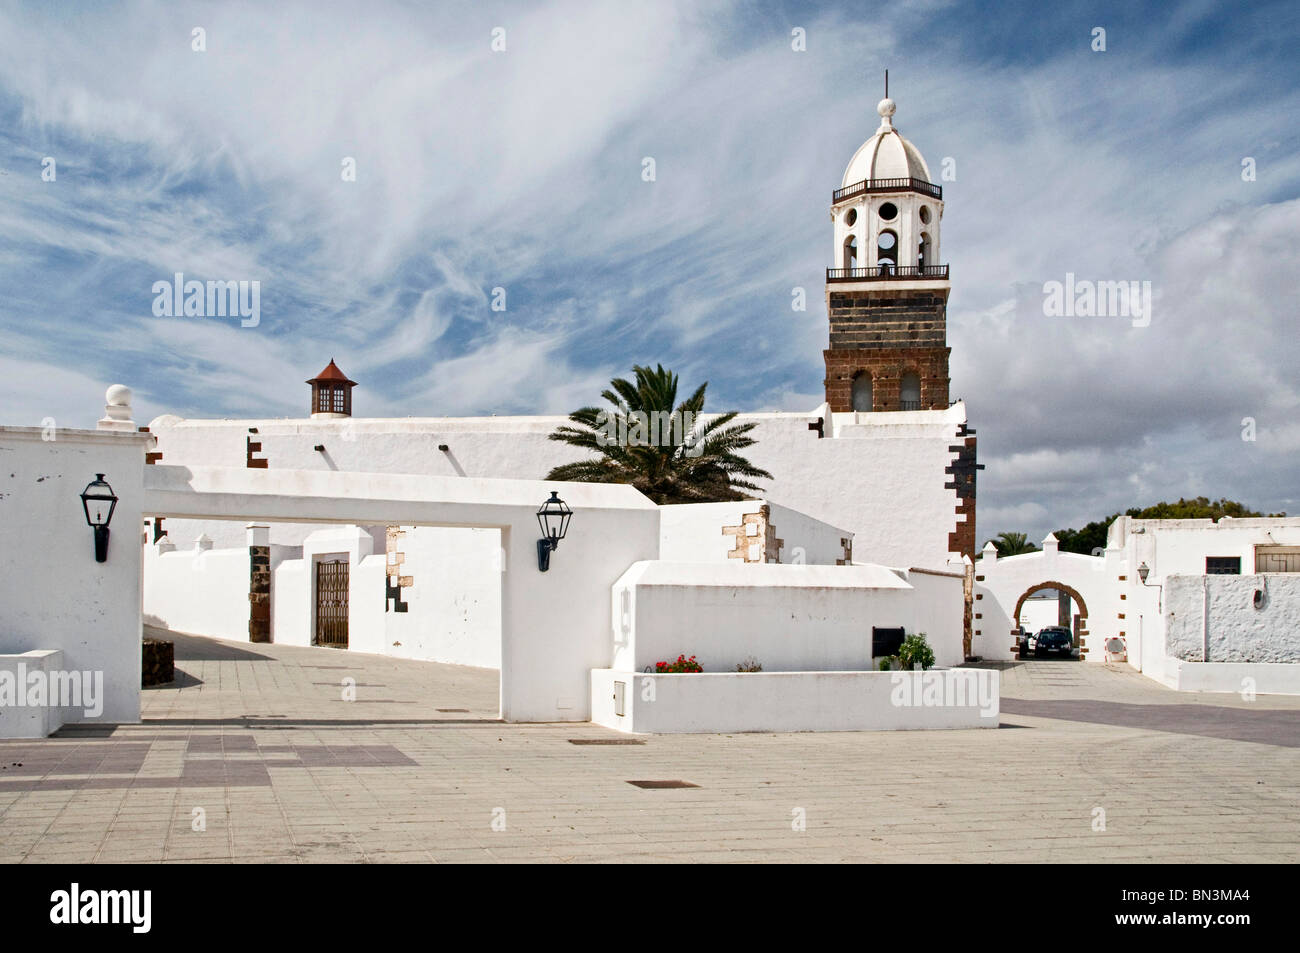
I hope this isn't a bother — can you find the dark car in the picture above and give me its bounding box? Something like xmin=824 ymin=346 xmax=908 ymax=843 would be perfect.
xmin=1034 ymin=626 xmax=1074 ymax=657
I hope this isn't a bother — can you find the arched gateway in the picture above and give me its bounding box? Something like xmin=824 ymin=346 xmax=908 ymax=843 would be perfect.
xmin=971 ymin=534 xmax=1113 ymax=662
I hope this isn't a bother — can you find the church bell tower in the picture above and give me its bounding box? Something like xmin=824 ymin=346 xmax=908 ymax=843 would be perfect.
xmin=823 ymin=89 xmax=951 ymax=413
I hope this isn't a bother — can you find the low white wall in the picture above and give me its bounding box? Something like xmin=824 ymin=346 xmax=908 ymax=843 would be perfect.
xmin=591 ymin=667 xmax=1000 ymax=733
xmin=1163 ymin=659 xmax=1300 ymax=695
xmin=611 ymin=560 xmax=961 ymax=674
xmin=612 ymin=561 xmax=911 ymax=673
xmin=0 ymin=650 xmax=69 ymax=738
xmin=144 ymin=542 xmax=249 ymax=640
xmin=1165 ymin=574 xmax=1300 ymax=663
xmin=0 ymin=427 xmax=150 ymax=725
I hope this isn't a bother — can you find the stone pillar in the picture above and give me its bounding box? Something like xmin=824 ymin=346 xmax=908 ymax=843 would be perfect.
xmin=248 ymin=524 xmax=271 ymax=643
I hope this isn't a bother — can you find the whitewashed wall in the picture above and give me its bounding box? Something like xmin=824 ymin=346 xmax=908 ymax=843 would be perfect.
xmin=1165 ymin=574 xmax=1300 ymax=663
xmin=0 ymin=427 xmax=152 ymax=726
xmin=610 ymin=560 xmax=962 ymax=674
xmin=381 ymin=526 xmax=501 ymax=668
xmin=657 ymin=500 xmax=850 ymax=565
xmin=1019 ymin=596 xmax=1062 ymax=633
xmin=898 ymin=567 xmax=967 ymax=668
xmin=147 ymin=400 xmax=968 ymax=569
xmin=143 ymin=541 xmax=248 ymax=640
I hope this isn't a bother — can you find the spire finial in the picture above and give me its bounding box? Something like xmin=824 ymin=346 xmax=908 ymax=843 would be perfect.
xmin=885 ymin=69 xmax=888 ymax=99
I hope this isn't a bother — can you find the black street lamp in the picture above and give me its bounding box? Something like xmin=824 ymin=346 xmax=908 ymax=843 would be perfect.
xmin=79 ymin=473 xmax=118 ymax=563
xmin=536 ymin=491 xmax=572 ymax=572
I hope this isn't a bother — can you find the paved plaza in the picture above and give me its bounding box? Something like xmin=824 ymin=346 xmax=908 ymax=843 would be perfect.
xmin=1 ymin=631 xmax=1297 ymax=863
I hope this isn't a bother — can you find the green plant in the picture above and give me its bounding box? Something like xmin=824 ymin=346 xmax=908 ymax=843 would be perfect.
xmin=897 ymin=633 xmax=936 ymax=670
xmin=545 ymin=363 xmax=772 ymax=504
xmin=735 ymin=656 xmax=762 ymax=672
xmin=877 ymin=655 xmax=899 ymax=672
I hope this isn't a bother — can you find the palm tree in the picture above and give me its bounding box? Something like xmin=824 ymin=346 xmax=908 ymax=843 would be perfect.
xmin=545 ymin=364 xmax=772 ymax=504
xmin=990 ymin=531 xmax=1038 ymax=556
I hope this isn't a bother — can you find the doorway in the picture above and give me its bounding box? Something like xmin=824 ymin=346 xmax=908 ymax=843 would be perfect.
xmin=314 ymin=557 xmax=349 ymax=648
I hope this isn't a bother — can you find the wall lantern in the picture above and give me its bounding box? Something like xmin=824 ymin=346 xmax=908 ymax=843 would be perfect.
xmin=1137 ymin=561 xmax=1150 ymax=584
xmin=79 ymin=473 xmax=118 ymax=563
xmin=536 ymin=491 xmax=572 ymax=572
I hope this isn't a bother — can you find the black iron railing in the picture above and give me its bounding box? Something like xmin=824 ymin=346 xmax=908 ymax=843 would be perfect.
xmin=833 ymin=176 xmax=942 ymax=202
xmin=900 ymin=400 xmax=922 ymax=411
xmin=826 ymin=264 xmax=949 ymax=281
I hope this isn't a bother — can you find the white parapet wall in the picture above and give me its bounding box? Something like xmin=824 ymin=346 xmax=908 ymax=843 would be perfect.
xmin=611 ymin=560 xmax=963 ymax=675
xmin=591 ymin=668 xmax=1000 ymax=733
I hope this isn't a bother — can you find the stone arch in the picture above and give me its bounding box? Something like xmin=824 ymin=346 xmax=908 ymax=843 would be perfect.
xmin=1013 ymin=580 xmax=1089 ymax=656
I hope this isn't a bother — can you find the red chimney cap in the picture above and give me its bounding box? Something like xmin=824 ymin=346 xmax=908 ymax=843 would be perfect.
xmin=307 ymin=359 xmax=356 ymax=386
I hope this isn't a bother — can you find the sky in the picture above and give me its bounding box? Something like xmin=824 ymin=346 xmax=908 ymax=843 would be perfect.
xmin=1 ymin=0 xmax=1297 ymax=544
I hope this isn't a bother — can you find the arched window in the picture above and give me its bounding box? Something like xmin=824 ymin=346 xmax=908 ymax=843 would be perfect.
xmin=843 ymin=235 xmax=857 ymax=269
xmin=900 ymin=371 xmax=921 ymax=410
xmin=877 ymin=230 xmax=897 ymax=271
xmin=918 ymin=232 xmax=931 ymax=269
xmin=851 ymin=372 xmax=873 ymax=412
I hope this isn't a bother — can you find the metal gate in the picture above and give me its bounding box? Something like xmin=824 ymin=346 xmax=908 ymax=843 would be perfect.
xmin=314 ymin=558 xmax=349 ymax=648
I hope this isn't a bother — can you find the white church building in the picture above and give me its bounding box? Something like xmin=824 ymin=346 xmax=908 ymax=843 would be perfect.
xmin=138 ymin=94 xmax=982 ymax=678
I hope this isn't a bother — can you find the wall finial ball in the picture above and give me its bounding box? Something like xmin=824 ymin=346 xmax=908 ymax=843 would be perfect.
xmin=105 ymin=384 xmax=132 ymax=407
xmin=877 ymin=97 xmax=896 ymax=118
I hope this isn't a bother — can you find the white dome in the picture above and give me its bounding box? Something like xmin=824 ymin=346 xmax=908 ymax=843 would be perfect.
xmin=840 ymin=99 xmax=932 ymax=187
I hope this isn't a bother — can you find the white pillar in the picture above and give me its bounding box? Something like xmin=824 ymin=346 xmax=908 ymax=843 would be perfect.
xmin=97 ymin=384 xmax=135 ymax=432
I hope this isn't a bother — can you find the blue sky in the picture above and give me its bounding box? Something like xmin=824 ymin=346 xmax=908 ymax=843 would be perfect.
xmin=1 ymin=0 xmax=1298 ymax=542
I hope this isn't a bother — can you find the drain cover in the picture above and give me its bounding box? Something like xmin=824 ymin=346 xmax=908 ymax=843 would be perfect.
xmin=569 ymin=738 xmax=645 ymax=746
xmin=627 ymin=779 xmax=699 ymax=789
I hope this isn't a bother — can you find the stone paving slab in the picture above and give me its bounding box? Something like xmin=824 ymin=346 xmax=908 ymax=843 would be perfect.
xmin=0 ymin=633 xmax=1297 ymax=862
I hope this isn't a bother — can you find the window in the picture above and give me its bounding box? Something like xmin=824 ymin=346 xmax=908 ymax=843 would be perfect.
xmin=332 ymin=386 xmax=345 ymax=413
xmin=851 ymin=373 xmax=873 ymax=412
xmin=872 ymin=626 xmax=905 ymax=658
xmin=843 ymin=235 xmax=857 ymax=269
xmin=1255 ymin=545 xmax=1300 ymax=573
xmin=918 ymin=231 xmax=931 ymax=269
xmin=900 ymin=372 xmax=921 ymax=410
xmin=877 ymin=229 xmax=897 ymax=267
xmin=1206 ymin=556 xmax=1241 ymax=575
